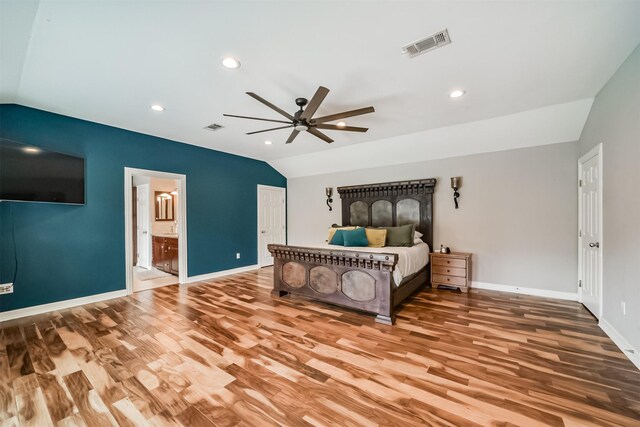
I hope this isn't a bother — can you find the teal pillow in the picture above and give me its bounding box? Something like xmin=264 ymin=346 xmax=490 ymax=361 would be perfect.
xmin=329 ymin=229 xmax=346 ymax=245
xmin=343 ymin=228 xmax=369 ymax=247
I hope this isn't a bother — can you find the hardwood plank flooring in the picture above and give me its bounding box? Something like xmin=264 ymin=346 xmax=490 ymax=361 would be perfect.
xmin=1 ymin=267 xmax=639 ymax=426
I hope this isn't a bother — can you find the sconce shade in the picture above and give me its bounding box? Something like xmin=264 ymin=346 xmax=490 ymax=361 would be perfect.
xmin=326 ymin=187 xmax=333 ymax=197
xmin=450 ymin=177 xmax=461 ymax=189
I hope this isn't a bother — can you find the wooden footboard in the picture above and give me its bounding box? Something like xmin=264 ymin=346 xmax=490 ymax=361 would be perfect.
xmin=268 ymin=244 xmax=405 ymax=324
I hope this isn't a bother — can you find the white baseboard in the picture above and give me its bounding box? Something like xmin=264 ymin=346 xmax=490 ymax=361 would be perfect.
xmin=0 ymin=289 xmax=128 ymax=322
xmin=185 ymin=264 xmax=260 ymax=284
xmin=471 ymin=281 xmax=578 ymax=301
xmin=599 ymin=317 xmax=640 ymax=370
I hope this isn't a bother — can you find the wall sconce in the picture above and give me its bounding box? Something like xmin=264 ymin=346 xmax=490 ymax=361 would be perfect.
xmin=450 ymin=177 xmax=461 ymax=209
xmin=325 ymin=187 xmax=333 ymax=211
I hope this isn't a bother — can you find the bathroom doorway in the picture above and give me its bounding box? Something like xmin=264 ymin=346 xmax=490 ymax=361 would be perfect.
xmin=124 ymin=168 xmax=187 ymax=294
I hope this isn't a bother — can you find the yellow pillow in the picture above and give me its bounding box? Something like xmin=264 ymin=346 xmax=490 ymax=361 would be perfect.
xmin=365 ymin=228 xmax=387 ymax=248
xmin=327 ymin=226 xmax=356 ymax=242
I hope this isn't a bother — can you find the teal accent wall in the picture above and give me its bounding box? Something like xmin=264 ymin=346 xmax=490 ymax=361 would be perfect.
xmin=0 ymin=104 xmax=286 ymax=312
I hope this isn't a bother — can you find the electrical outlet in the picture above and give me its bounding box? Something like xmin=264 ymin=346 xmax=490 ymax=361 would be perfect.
xmin=0 ymin=283 xmax=14 ymax=295
xmin=621 ymin=301 xmax=627 ymax=315
xmin=236 ymin=253 xmax=241 ymax=259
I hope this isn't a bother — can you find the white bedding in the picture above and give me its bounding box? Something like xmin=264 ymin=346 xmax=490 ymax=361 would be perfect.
xmin=303 ymin=242 xmax=430 ymax=285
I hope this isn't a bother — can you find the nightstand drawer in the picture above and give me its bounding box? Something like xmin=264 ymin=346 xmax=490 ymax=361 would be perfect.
xmin=432 ymin=266 xmax=466 ymax=277
xmin=432 ymin=274 xmax=466 ymax=287
xmin=432 ymin=257 xmax=466 ymax=268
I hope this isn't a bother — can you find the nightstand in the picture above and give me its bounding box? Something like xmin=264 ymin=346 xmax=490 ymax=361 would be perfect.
xmin=430 ymin=252 xmax=472 ymax=293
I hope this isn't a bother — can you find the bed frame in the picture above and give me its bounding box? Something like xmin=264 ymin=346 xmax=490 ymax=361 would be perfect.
xmin=268 ymin=178 xmax=436 ymax=324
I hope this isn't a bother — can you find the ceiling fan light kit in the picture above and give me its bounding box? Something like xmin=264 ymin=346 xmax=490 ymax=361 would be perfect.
xmin=224 ymin=86 xmax=374 ymax=144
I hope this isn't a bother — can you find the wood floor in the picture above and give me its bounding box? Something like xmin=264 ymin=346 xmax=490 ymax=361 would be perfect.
xmin=1 ymin=268 xmax=639 ymax=426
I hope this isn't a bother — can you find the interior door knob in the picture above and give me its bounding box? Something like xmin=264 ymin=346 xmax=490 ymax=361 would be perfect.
xmin=261 ymin=230 xmax=266 ymax=234
xmin=589 ymin=242 xmax=600 ymax=248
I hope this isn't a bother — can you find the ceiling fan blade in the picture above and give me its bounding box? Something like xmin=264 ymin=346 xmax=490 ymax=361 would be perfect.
xmin=300 ymin=86 xmax=329 ymax=121
xmin=311 ymin=106 xmax=375 ymax=124
xmin=246 ymin=125 xmax=293 ymax=135
xmin=315 ymin=124 xmax=368 ymax=132
xmin=223 ymin=114 xmax=291 ymax=124
xmin=307 ymin=127 xmax=334 ymax=144
xmin=246 ymin=92 xmax=294 ymax=121
xmin=285 ymin=130 xmax=300 ymax=144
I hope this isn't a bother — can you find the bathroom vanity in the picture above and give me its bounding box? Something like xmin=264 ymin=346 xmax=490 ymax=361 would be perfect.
xmin=152 ymin=235 xmax=179 ymax=275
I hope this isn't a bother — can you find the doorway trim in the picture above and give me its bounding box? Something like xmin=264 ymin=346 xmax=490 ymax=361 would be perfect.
xmin=257 ymin=184 xmax=286 ymax=267
xmin=577 ymin=143 xmax=603 ymax=318
xmin=124 ymin=167 xmax=188 ymax=295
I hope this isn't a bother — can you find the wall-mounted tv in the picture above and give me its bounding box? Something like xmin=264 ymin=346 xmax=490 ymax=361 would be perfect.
xmin=0 ymin=138 xmax=85 ymax=205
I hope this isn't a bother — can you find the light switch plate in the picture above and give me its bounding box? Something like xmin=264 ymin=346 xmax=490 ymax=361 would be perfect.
xmin=0 ymin=283 xmax=14 ymax=295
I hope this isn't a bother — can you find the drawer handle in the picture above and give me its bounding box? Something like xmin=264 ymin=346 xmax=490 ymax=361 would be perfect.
xmin=447 ymin=278 xmax=450 ymax=281
xmin=447 ymin=269 xmax=450 ymax=273
xmin=447 ymin=261 xmax=450 ymax=264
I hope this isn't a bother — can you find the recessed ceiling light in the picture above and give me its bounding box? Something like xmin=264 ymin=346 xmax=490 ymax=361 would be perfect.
xmin=264 ymin=140 xmax=272 ymax=145
xmin=23 ymin=147 xmax=41 ymax=153
xmin=336 ymin=122 xmax=346 ymax=128
xmin=222 ymin=57 xmax=241 ymax=69
xmin=151 ymin=104 xmax=165 ymax=112
xmin=449 ymin=90 xmax=465 ymax=98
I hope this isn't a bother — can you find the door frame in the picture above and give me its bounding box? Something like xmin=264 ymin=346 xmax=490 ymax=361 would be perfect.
xmin=257 ymin=184 xmax=286 ymax=267
xmin=124 ymin=167 xmax=188 ymax=295
xmin=577 ymin=143 xmax=603 ymax=318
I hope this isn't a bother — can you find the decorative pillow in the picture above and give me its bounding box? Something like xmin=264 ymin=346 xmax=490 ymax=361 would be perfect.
xmin=329 ymin=229 xmax=348 ymax=245
xmin=383 ymin=224 xmax=416 ymax=247
xmin=365 ymin=228 xmax=387 ymax=248
xmin=343 ymin=228 xmax=369 ymax=247
xmin=414 ymin=230 xmax=424 ymax=244
xmin=327 ymin=226 xmax=356 ymax=242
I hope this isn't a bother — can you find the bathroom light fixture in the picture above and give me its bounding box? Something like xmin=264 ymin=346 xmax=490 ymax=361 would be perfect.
xmin=325 ymin=187 xmax=333 ymax=211
xmin=264 ymin=140 xmax=272 ymax=145
xmin=222 ymin=57 xmax=241 ymax=69
xmin=449 ymin=90 xmax=465 ymax=98
xmin=336 ymin=122 xmax=346 ymax=128
xmin=23 ymin=147 xmax=41 ymax=153
xmin=450 ymin=177 xmax=461 ymax=209
xmin=151 ymin=104 xmax=165 ymax=112
xmin=170 ymin=190 xmax=178 ymax=196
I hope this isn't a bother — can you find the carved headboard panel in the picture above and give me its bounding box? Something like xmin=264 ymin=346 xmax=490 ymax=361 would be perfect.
xmin=337 ymin=179 xmax=437 ymax=250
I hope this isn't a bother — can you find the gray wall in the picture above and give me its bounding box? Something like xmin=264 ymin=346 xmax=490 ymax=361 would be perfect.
xmin=288 ymin=141 xmax=579 ymax=293
xmin=579 ymin=44 xmax=640 ymax=351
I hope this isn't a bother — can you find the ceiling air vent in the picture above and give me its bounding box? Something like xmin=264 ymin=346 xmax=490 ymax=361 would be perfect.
xmin=402 ymin=29 xmax=451 ymax=58
xmin=204 ymin=123 xmax=223 ymax=131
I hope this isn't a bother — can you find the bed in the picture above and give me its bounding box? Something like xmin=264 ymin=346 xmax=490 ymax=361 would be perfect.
xmin=268 ymin=178 xmax=436 ymax=324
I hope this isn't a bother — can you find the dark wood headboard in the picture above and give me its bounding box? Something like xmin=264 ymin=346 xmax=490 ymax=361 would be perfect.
xmin=337 ymin=179 xmax=437 ymax=250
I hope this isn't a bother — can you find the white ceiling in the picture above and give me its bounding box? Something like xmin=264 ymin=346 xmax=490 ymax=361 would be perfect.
xmin=2 ymin=1 xmax=640 ymax=167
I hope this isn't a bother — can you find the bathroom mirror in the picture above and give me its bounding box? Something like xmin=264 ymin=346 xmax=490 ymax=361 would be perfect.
xmin=155 ymin=191 xmax=176 ymax=221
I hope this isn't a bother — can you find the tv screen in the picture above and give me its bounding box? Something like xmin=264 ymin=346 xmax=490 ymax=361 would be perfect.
xmin=0 ymin=139 xmax=85 ymax=204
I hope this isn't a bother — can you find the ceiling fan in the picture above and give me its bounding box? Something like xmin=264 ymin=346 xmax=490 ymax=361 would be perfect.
xmin=223 ymin=86 xmax=374 ymax=144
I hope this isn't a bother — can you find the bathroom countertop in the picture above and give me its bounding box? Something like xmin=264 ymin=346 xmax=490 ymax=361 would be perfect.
xmin=152 ymin=233 xmax=179 ymax=239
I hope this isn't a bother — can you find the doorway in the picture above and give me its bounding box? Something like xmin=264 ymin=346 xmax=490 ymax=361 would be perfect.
xmin=578 ymin=143 xmax=603 ymax=318
xmin=125 ymin=168 xmax=188 ymax=294
xmin=257 ymin=185 xmax=286 ymax=267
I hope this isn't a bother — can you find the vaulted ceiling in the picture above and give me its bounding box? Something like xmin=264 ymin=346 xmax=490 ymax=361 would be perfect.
xmin=2 ymin=1 xmax=639 ymax=172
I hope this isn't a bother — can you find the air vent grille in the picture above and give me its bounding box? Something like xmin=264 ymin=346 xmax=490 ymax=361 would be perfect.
xmin=402 ymin=29 xmax=451 ymax=58
xmin=204 ymin=123 xmax=223 ymax=131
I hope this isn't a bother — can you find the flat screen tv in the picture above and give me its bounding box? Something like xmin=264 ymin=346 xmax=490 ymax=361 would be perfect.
xmin=0 ymin=138 xmax=85 ymax=204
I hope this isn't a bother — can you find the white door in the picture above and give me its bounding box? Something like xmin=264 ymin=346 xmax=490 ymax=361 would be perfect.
xmin=258 ymin=185 xmax=286 ymax=267
xmin=136 ymin=183 xmax=151 ymax=269
xmin=578 ymin=145 xmax=602 ymax=318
